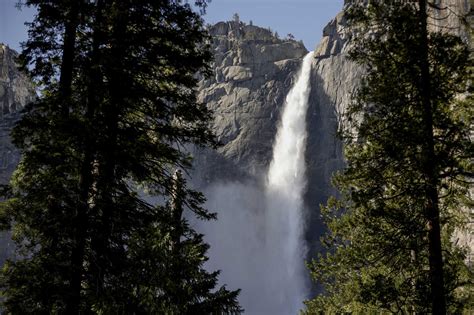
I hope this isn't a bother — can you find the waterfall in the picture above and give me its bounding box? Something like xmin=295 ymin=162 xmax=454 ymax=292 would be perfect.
xmin=264 ymin=51 xmax=313 ymax=314
xmin=197 ymin=52 xmax=313 ymax=315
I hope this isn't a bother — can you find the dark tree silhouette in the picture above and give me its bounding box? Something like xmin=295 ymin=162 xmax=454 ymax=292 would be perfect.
xmin=305 ymin=1 xmax=472 ymax=313
xmin=0 ymin=1 xmax=241 ymax=313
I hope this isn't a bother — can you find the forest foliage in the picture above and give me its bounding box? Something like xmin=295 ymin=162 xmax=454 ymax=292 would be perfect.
xmin=305 ymin=1 xmax=473 ymax=314
xmin=0 ymin=0 xmax=241 ymax=314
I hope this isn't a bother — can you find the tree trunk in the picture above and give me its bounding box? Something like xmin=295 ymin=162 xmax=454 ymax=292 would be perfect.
xmin=66 ymin=0 xmax=104 ymax=312
xmin=59 ymin=0 xmax=80 ymax=117
xmin=54 ymin=1 xmax=85 ymax=313
xmin=88 ymin=0 xmax=128 ymax=297
xmin=417 ymin=0 xmax=447 ymax=313
xmin=170 ymin=170 xmax=185 ymax=247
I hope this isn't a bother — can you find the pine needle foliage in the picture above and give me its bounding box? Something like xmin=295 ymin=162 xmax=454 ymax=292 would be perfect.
xmin=0 ymin=0 xmax=242 ymax=314
xmin=305 ymin=1 xmax=473 ymax=313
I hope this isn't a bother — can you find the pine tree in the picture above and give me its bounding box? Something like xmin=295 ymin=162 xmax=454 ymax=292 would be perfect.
xmin=0 ymin=0 xmax=242 ymax=313
xmin=305 ymin=1 xmax=473 ymax=313
xmin=123 ymin=170 xmax=240 ymax=314
xmin=232 ymin=13 xmax=240 ymax=24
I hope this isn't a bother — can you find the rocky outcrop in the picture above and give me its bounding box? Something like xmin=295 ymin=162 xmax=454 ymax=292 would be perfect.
xmin=0 ymin=44 xmax=35 ymax=264
xmin=190 ymin=18 xmax=355 ymax=255
xmin=0 ymin=44 xmax=35 ymax=184
xmin=304 ymin=10 xmax=362 ymax=247
xmin=193 ymin=21 xmax=308 ymax=184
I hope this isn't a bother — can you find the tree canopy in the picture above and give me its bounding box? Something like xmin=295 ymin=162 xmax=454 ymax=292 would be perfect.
xmin=0 ymin=0 xmax=241 ymax=313
xmin=305 ymin=1 xmax=473 ymax=313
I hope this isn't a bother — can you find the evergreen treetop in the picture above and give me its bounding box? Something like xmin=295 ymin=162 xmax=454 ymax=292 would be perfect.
xmin=0 ymin=1 xmax=242 ymax=313
xmin=305 ymin=1 xmax=473 ymax=313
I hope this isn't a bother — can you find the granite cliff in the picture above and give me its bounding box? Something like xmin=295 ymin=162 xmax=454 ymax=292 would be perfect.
xmin=0 ymin=44 xmax=35 ymax=184
xmin=0 ymin=44 xmax=36 ymax=264
xmin=191 ymin=18 xmax=357 ymax=255
xmin=193 ymin=21 xmax=308 ymax=183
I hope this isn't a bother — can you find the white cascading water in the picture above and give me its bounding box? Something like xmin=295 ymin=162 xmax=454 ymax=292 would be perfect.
xmin=198 ymin=52 xmax=313 ymax=315
xmin=264 ymin=51 xmax=313 ymax=314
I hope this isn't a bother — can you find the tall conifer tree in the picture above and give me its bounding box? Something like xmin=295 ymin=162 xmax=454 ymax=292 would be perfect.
xmin=0 ymin=1 xmax=241 ymax=313
xmin=305 ymin=1 xmax=473 ymax=313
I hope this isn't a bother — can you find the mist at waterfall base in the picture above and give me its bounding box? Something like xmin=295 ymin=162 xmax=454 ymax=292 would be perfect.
xmin=194 ymin=52 xmax=314 ymax=315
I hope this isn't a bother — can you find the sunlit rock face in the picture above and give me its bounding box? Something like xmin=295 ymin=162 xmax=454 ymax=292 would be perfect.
xmin=191 ymin=20 xmax=351 ymax=254
xmin=305 ymin=9 xmax=361 ymax=251
xmin=0 ymin=44 xmax=35 ymax=184
xmin=0 ymin=44 xmax=35 ymax=264
xmin=193 ymin=21 xmax=308 ymax=184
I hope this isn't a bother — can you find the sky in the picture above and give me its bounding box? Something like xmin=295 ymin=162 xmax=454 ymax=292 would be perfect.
xmin=203 ymin=0 xmax=344 ymax=50
xmin=0 ymin=1 xmax=34 ymax=52
xmin=0 ymin=0 xmax=344 ymax=52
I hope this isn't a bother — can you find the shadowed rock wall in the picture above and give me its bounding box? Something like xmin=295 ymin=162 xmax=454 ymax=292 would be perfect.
xmin=0 ymin=44 xmax=35 ymax=264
